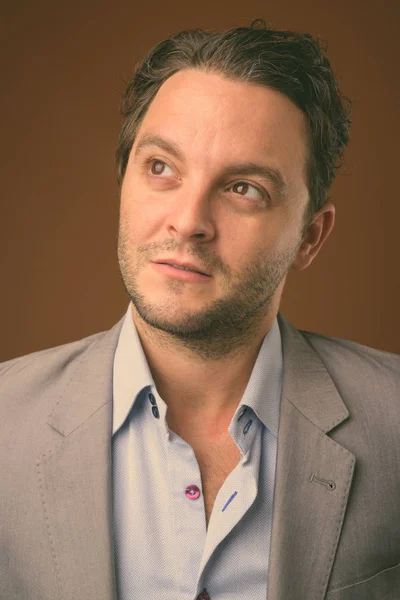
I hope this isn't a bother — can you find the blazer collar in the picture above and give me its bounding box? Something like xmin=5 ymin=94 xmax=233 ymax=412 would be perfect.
xmin=276 ymin=312 xmax=349 ymax=433
xmin=47 ymin=315 xmax=125 ymax=436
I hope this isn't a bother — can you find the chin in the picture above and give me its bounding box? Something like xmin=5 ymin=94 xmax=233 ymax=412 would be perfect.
xmin=131 ymin=293 xmax=219 ymax=338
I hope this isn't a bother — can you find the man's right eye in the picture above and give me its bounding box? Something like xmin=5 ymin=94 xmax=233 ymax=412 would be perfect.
xmin=144 ymin=158 xmax=174 ymax=177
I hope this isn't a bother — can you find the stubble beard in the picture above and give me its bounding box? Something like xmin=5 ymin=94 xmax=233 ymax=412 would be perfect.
xmin=117 ymin=223 xmax=301 ymax=360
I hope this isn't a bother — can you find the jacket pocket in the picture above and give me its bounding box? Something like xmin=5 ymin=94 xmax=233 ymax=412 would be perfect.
xmin=326 ymin=562 xmax=400 ymax=600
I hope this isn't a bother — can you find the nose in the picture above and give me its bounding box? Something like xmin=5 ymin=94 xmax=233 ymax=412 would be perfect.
xmin=165 ymin=186 xmax=216 ymax=243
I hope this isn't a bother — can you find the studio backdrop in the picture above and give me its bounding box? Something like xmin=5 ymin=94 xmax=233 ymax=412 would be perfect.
xmin=1 ymin=0 xmax=399 ymax=362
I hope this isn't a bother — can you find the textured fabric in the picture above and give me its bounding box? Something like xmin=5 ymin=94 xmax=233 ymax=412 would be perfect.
xmin=112 ymin=303 xmax=283 ymax=599
xmin=1 ymin=310 xmax=400 ymax=600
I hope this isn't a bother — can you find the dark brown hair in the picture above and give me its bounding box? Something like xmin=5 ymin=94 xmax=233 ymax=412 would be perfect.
xmin=116 ymin=19 xmax=352 ymax=234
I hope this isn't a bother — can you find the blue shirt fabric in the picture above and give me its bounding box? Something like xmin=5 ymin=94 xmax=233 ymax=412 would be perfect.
xmin=112 ymin=303 xmax=283 ymax=600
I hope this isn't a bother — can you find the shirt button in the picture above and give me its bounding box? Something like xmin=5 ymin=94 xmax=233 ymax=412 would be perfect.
xmin=185 ymin=485 xmax=201 ymax=500
xmin=148 ymin=393 xmax=156 ymax=406
xmin=151 ymin=405 xmax=159 ymax=419
xmin=243 ymin=418 xmax=253 ymax=434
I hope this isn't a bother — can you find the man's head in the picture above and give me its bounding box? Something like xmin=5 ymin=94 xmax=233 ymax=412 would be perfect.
xmin=116 ymin=21 xmax=352 ymax=358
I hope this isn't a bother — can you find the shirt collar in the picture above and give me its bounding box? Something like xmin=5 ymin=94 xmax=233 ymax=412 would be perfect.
xmin=236 ymin=313 xmax=283 ymax=437
xmin=112 ymin=303 xmax=283 ymax=437
xmin=112 ymin=304 xmax=154 ymax=435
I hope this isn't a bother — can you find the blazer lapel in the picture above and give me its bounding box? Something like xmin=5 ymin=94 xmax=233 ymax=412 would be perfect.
xmin=267 ymin=313 xmax=356 ymax=600
xmin=37 ymin=316 xmax=125 ymax=600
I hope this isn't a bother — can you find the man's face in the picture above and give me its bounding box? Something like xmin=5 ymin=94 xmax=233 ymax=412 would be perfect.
xmin=118 ymin=69 xmax=310 ymax=352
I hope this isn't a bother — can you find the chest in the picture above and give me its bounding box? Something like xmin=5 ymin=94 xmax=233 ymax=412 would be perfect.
xmin=166 ymin=410 xmax=242 ymax=526
xmin=194 ymin=436 xmax=242 ymax=527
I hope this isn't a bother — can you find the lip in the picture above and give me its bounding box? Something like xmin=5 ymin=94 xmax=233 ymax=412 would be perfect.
xmin=153 ymin=259 xmax=211 ymax=276
xmin=151 ymin=262 xmax=212 ymax=282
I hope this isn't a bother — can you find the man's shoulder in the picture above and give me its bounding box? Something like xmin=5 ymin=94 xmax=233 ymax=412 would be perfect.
xmin=299 ymin=327 xmax=400 ymax=383
xmin=0 ymin=316 xmax=125 ymax=463
xmin=0 ymin=327 xmax=111 ymax=386
xmin=294 ymin=328 xmax=400 ymax=436
xmin=300 ymin=327 xmax=399 ymax=363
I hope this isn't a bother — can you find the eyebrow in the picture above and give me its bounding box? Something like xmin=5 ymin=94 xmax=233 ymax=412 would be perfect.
xmin=133 ymin=133 xmax=288 ymax=198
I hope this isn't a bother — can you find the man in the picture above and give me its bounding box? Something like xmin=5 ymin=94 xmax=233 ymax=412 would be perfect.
xmin=1 ymin=19 xmax=399 ymax=600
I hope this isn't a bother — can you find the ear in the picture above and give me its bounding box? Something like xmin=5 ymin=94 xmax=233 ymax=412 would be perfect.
xmin=291 ymin=201 xmax=336 ymax=272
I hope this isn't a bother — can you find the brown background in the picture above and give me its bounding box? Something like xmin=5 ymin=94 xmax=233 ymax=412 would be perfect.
xmin=1 ymin=0 xmax=399 ymax=362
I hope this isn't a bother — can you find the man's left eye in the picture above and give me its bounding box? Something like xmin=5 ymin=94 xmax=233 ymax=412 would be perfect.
xmin=229 ymin=182 xmax=265 ymax=200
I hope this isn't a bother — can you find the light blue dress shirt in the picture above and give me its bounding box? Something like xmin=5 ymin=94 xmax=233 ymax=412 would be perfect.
xmin=112 ymin=302 xmax=283 ymax=600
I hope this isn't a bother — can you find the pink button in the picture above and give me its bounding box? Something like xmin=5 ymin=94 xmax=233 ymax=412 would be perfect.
xmin=185 ymin=485 xmax=201 ymax=500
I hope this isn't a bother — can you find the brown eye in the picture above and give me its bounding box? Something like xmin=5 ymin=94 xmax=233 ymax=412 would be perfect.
xmin=233 ymin=182 xmax=250 ymax=195
xmin=150 ymin=160 xmax=166 ymax=175
xmin=146 ymin=159 xmax=174 ymax=178
xmin=230 ymin=181 xmax=265 ymax=201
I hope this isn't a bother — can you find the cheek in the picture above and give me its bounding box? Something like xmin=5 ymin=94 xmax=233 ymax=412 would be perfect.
xmin=121 ymin=190 xmax=165 ymax=242
xmin=228 ymin=224 xmax=274 ymax=261
xmin=228 ymin=221 xmax=295 ymax=277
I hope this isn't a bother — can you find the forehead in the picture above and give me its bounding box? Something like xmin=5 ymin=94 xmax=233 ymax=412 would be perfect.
xmin=133 ymin=69 xmax=309 ymax=195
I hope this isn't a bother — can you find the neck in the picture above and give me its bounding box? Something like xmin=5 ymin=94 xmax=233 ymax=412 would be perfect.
xmin=131 ymin=303 xmax=277 ymax=419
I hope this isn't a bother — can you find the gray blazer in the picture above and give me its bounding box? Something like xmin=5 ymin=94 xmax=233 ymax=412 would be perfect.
xmin=1 ymin=312 xmax=399 ymax=600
